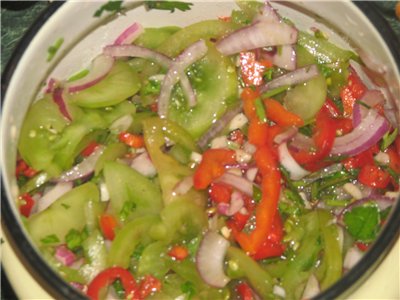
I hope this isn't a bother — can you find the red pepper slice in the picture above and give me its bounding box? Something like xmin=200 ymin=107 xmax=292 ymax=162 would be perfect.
xmin=16 ymin=159 xmax=38 ymax=178
xmin=358 ymin=164 xmax=390 ymax=189
xmin=86 ymin=267 xmax=138 ymax=300
xmin=343 ymin=145 xmax=379 ymax=171
xmin=168 ymin=245 xmax=189 ymax=261
xmin=19 ymin=193 xmax=35 ymax=217
xmin=81 ymin=141 xmax=100 ymax=157
xmin=99 ymin=214 xmax=118 ymax=241
xmin=263 ymin=98 xmax=304 ymax=127
xmin=236 ymin=282 xmax=254 ymax=300
xmin=233 ymin=145 xmax=281 ymax=255
xmin=193 ymin=149 xmax=236 ymax=190
xmin=119 ymin=132 xmax=145 ymax=148
xmin=340 ymin=70 xmax=367 ymax=117
xmin=355 ymin=242 xmax=369 ymax=252
xmin=290 ymin=105 xmax=337 ymax=170
xmin=137 ymin=275 xmax=162 ymax=299
xmin=241 ymin=87 xmax=260 ymax=120
xmin=209 ymin=182 xmax=233 ymax=204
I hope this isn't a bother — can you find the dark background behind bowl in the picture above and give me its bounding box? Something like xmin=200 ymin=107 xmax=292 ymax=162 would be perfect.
xmin=0 ymin=1 xmax=399 ymax=300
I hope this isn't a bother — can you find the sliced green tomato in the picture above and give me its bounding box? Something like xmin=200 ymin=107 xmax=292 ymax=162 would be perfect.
xmin=80 ymin=229 xmax=107 ymax=282
xmin=135 ymin=26 xmax=181 ymax=49
xmin=68 ymin=61 xmax=141 ymax=108
xmin=167 ymin=42 xmax=238 ymax=138
xmin=143 ymin=118 xmax=206 ymax=206
xmin=107 ymin=215 xmax=159 ymax=268
xmin=159 ymin=198 xmax=208 ymax=243
xmin=157 ymin=20 xmax=237 ymax=57
xmin=297 ymin=31 xmax=359 ymax=64
xmin=18 ymin=96 xmax=69 ymax=175
xmin=137 ymin=241 xmax=169 ymax=278
xmin=94 ymin=143 xmax=128 ymax=175
xmin=284 ymin=73 xmax=327 ymax=123
xmin=103 ymin=161 xmax=163 ymax=221
xmin=27 ymin=182 xmax=100 ymax=246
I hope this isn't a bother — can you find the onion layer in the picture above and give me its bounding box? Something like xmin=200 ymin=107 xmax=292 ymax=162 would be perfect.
xmin=37 ymin=182 xmax=73 ymax=213
xmin=331 ymin=108 xmax=389 ymax=156
xmin=216 ymin=172 xmax=254 ymax=197
xmin=196 ymin=231 xmax=230 ymax=288
xmin=114 ymin=22 xmax=143 ymax=45
xmin=53 ymin=88 xmax=72 ymax=121
xmin=216 ymin=21 xmax=298 ymax=56
xmin=278 ymin=142 xmax=310 ymax=180
xmin=66 ymin=54 xmax=115 ymax=93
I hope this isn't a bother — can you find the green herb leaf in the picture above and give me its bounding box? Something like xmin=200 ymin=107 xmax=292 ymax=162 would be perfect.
xmin=380 ymin=128 xmax=398 ymax=151
xmin=41 ymin=234 xmax=60 ymax=244
xmin=142 ymin=80 xmax=161 ymax=96
xmin=254 ymin=98 xmax=267 ymax=123
xmin=145 ymin=1 xmax=193 ymax=13
xmin=119 ymin=200 xmax=137 ymax=221
xmin=343 ymin=205 xmax=380 ymax=242
xmin=181 ymin=281 xmax=196 ymax=299
xmin=47 ymin=38 xmax=64 ymax=62
xmin=94 ymin=0 xmax=123 ymax=17
xmin=253 ymin=185 xmax=262 ymax=202
xmin=65 ymin=228 xmax=84 ymax=251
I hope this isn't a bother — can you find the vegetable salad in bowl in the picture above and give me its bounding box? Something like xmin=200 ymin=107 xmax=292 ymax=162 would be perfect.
xmin=10 ymin=1 xmax=400 ymax=299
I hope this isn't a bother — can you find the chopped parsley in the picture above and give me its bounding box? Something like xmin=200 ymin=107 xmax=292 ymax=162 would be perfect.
xmin=47 ymin=38 xmax=64 ymax=62
xmin=41 ymin=234 xmax=60 ymax=244
xmin=94 ymin=0 xmax=124 ymax=17
xmin=145 ymin=1 xmax=193 ymax=13
xmin=344 ymin=205 xmax=380 ymax=242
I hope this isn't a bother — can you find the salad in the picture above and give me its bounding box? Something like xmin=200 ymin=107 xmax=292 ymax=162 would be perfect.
xmin=16 ymin=1 xmax=399 ymax=300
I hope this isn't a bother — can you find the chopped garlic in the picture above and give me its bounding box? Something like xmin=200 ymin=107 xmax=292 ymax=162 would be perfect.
xmin=374 ymin=151 xmax=390 ymax=165
xmin=100 ymin=182 xmax=110 ymax=202
xmin=229 ymin=113 xmax=248 ymax=131
xmin=343 ymin=183 xmax=363 ymax=200
xmin=220 ymin=226 xmax=231 ymax=239
xmin=210 ymin=136 xmax=228 ymax=149
xmin=235 ymin=149 xmax=252 ymax=163
xmin=190 ymin=152 xmax=202 ymax=164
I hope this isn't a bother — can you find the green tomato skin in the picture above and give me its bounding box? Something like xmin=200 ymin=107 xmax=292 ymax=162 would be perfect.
xmin=68 ymin=61 xmax=141 ymax=108
xmin=27 ymin=182 xmax=100 ymax=246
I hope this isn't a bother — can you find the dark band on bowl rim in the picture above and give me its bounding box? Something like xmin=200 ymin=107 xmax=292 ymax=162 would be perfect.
xmin=1 ymin=2 xmax=399 ymax=300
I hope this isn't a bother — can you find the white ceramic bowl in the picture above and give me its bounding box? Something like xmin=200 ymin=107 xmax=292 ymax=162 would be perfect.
xmin=1 ymin=1 xmax=399 ymax=299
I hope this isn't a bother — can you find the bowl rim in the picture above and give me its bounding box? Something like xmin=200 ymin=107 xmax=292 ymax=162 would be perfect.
xmin=1 ymin=1 xmax=399 ymax=300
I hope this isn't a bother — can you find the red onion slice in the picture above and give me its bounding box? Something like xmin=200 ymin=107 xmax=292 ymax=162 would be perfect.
xmin=45 ymin=78 xmax=58 ymax=94
xmin=331 ymin=108 xmax=389 ymax=156
xmin=55 ymin=245 xmax=77 ymax=266
xmin=114 ymin=22 xmax=144 ymax=45
xmin=59 ymin=146 xmax=104 ymax=182
xmin=36 ymin=182 xmax=73 ymax=213
xmin=103 ymin=44 xmax=172 ymax=68
xmin=197 ymin=104 xmax=243 ymax=150
xmin=260 ymin=64 xmax=319 ymax=93
xmin=343 ymin=246 xmax=363 ymax=270
xmin=66 ymin=54 xmax=115 ymax=93
xmin=158 ymin=40 xmax=208 ymax=118
xmin=172 ymin=176 xmax=194 ymax=196
xmin=359 ymin=89 xmax=385 ymax=107
xmin=196 ymin=231 xmax=230 ymax=288
xmin=217 ymin=191 xmax=245 ymax=216
xmin=216 ymin=172 xmax=254 ymax=197
xmin=53 ymin=88 xmax=72 ymax=121
xmin=261 ymin=45 xmax=296 ymax=71
xmin=278 ymin=142 xmax=310 ymax=180
xmin=274 ymin=126 xmax=298 ymax=145
xmin=216 ymin=21 xmax=298 ymax=56
xmin=130 ymin=152 xmax=157 ymax=177
xmin=254 ymin=1 xmax=280 ymax=23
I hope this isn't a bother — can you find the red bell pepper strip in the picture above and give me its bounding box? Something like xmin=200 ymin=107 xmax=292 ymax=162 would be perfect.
xmin=358 ymin=164 xmax=390 ymax=189
xmin=290 ymin=105 xmax=337 ymax=170
xmin=387 ymin=146 xmax=400 ymax=173
xmin=233 ymin=145 xmax=281 ymax=255
xmin=119 ymin=132 xmax=145 ymax=148
xmin=99 ymin=214 xmax=118 ymax=241
xmin=355 ymin=242 xmax=369 ymax=252
xmin=16 ymin=159 xmax=38 ymax=178
xmin=340 ymin=70 xmax=367 ymax=117
xmin=137 ymin=275 xmax=162 ymax=299
xmin=236 ymin=282 xmax=254 ymax=300
xmin=239 ymin=51 xmax=273 ymax=86
xmin=193 ymin=148 xmax=236 ymax=190
xmin=241 ymin=87 xmax=260 ymax=120
xmin=19 ymin=193 xmax=35 ymax=218
xmin=86 ymin=267 xmax=138 ymax=300
xmin=168 ymin=245 xmax=189 ymax=261
xmin=263 ymin=99 xmax=304 ymax=127
xmin=209 ymin=182 xmax=233 ymax=204
xmin=343 ymin=145 xmax=379 ymax=171
xmin=81 ymin=141 xmax=100 ymax=157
